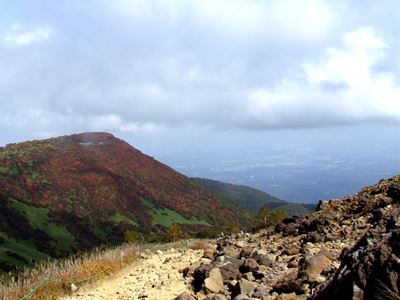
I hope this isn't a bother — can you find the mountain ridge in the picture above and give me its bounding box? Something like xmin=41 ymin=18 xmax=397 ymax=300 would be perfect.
xmin=191 ymin=177 xmax=312 ymax=216
xmin=0 ymin=132 xmax=244 ymax=270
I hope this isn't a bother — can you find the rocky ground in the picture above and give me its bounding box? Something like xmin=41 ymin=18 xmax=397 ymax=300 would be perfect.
xmin=61 ymin=247 xmax=205 ymax=300
xmin=62 ymin=175 xmax=400 ymax=300
xmin=180 ymin=175 xmax=400 ymax=300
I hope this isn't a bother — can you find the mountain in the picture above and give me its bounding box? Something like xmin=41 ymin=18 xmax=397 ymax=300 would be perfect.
xmin=191 ymin=178 xmax=312 ymax=216
xmin=0 ymin=132 xmax=244 ymax=271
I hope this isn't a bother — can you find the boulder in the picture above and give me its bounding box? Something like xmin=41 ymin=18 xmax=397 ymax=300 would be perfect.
xmin=240 ymin=258 xmax=259 ymax=273
xmin=204 ymin=268 xmax=224 ymax=294
xmin=272 ymin=279 xmax=303 ymax=295
xmin=193 ymin=264 xmax=210 ymax=292
xmin=217 ymin=256 xmax=243 ymax=281
xmin=299 ymin=250 xmax=332 ymax=282
xmin=312 ymin=229 xmax=400 ymax=299
xmin=255 ymin=254 xmax=274 ymax=267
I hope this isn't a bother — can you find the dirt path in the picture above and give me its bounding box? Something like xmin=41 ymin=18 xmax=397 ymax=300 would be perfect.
xmin=61 ymin=247 xmax=203 ymax=300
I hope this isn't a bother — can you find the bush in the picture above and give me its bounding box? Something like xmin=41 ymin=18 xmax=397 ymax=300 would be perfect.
xmin=123 ymin=230 xmax=142 ymax=244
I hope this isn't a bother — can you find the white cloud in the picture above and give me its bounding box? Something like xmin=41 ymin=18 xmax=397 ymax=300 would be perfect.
xmin=1 ymin=23 xmax=53 ymax=47
xmin=106 ymin=0 xmax=336 ymax=41
xmin=244 ymin=27 xmax=400 ymax=127
xmin=0 ymin=1 xmax=398 ymax=141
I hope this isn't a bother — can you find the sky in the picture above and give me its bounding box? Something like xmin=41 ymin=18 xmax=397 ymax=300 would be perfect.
xmin=0 ymin=0 xmax=399 ymax=201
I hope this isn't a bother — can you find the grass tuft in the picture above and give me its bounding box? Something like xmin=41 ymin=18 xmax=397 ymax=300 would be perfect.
xmin=0 ymin=243 xmax=138 ymax=300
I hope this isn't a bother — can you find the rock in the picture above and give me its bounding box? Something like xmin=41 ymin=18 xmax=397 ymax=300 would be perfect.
xmin=274 ymin=293 xmax=298 ymax=300
xmin=231 ymin=278 xmax=256 ymax=298
xmin=213 ymin=294 xmax=228 ymax=300
xmin=272 ymin=279 xmax=303 ymax=295
xmin=174 ymin=292 xmax=198 ymax=300
xmin=156 ymin=250 xmax=163 ymax=255
xmin=252 ymin=285 xmax=268 ymax=298
xmin=138 ymin=291 xmax=148 ymax=298
xmin=193 ymin=264 xmax=210 ymax=292
xmin=204 ymin=268 xmax=224 ymax=294
xmin=235 ymin=241 xmax=246 ymax=248
xmin=387 ymin=184 xmax=400 ymax=202
xmin=305 ymin=232 xmax=324 ymax=243
xmin=312 ymin=228 xmax=400 ymax=299
xmin=282 ymin=223 xmax=299 ymax=237
xmin=240 ymin=247 xmax=257 ymax=258
xmin=70 ymin=283 xmax=78 ymax=293
xmin=299 ymin=250 xmax=332 ymax=282
xmin=204 ymin=248 xmax=217 ymax=260
xmin=240 ymin=258 xmax=259 ymax=273
xmin=206 ymin=294 xmax=216 ymax=300
xmin=255 ymin=254 xmax=274 ymax=267
xmin=232 ymin=294 xmax=249 ymax=300
xmin=219 ymin=258 xmax=242 ymax=281
xmin=287 ymin=258 xmax=299 ymax=268
xmin=244 ymin=272 xmax=255 ymax=281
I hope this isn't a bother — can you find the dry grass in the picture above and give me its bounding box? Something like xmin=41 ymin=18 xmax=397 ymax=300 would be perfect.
xmin=0 ymin=243 xmax=139 ymax=300
xmin=187 ymin=240 xmax=211 ymax=251
xmin=0 ymin=240 xmax=199 ymax=300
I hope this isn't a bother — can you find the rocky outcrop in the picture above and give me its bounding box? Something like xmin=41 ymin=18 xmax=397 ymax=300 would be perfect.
xmin=180 ymin=175 xmax=400 ymax=299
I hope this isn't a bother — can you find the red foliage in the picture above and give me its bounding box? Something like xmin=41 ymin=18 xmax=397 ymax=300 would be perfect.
xmin=0 ymin=132 xmax=239 ymax=231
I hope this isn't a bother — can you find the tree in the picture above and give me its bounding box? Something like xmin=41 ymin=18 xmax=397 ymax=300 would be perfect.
xmin=256 ymin=205 xmax=287 ymax=227
xmin=166 ymin=223 xmax=184 ymax=242
xmin=269 ymin=209 xmax=286 ymax=225
xmin=256 ymin=204 xmax=272 ymax=226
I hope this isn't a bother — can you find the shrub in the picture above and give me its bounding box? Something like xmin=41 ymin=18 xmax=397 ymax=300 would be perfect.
xmin=166 ymin=223 xmax=184 ymax=242
xmin=123 ymin=230 xmax=142 ymax=244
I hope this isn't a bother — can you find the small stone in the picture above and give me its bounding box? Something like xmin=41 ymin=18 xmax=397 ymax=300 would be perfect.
xmin=138 ymin=291 xmax=148 ymax=298
xmin=70 ymin=283 xmax=78 ymax=293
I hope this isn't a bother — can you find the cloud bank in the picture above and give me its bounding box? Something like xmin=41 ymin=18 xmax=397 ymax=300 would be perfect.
xmin=0 ymin=0 xmax=398 ymax=138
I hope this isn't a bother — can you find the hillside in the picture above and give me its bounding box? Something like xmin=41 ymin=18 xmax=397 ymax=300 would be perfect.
xmin=192 ymin=178 xmax=311 ymax=216
xmin=0 ymin=132 xmax=243 ymax=271
xmin=179 ymin=175 xmax=400 ymax=299
xmin=37 ymin=175 xmax=400 ymax=300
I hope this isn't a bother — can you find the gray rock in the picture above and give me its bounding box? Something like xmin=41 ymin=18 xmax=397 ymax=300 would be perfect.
xmin=204 ymin=268 xmax=224 ymax=294
xmin=231 ymin=278 xmax=256 ymax=298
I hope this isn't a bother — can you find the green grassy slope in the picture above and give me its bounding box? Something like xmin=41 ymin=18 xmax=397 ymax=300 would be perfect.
xmin=192 ymin=178 xmax=311 ymax=215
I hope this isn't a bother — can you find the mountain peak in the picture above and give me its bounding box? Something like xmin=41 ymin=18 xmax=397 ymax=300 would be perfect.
xmin=67 ymin=132 xmax=117 ymax=144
